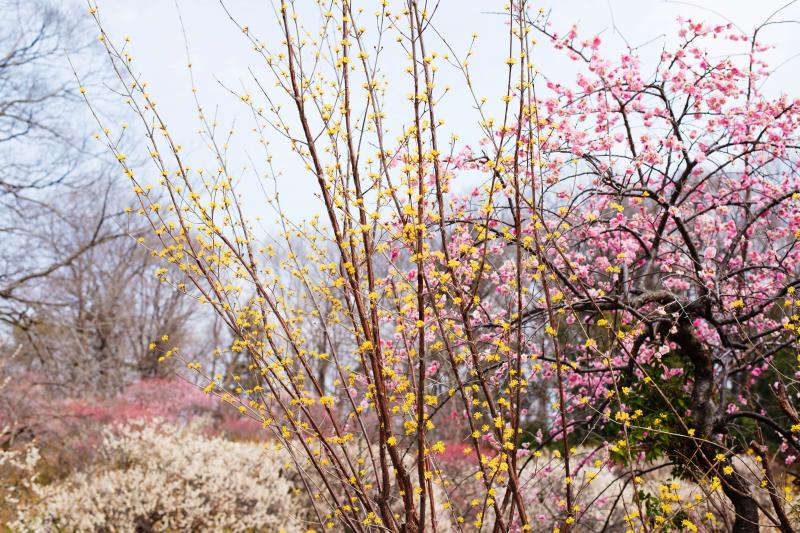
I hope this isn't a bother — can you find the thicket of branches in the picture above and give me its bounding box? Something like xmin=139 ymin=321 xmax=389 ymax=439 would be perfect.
xmin=68 ymin=0 xmax=800 ymax=531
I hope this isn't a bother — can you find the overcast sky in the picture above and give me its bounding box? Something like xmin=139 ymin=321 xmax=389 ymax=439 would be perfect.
xmin=87 ymin=0 xmax=800 ymax=223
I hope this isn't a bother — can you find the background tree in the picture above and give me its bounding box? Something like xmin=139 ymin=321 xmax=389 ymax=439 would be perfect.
xmin=0 ymin=0 xmax=110 ymax=321
xmin=0 ymin=0 xmax=218 ymax=396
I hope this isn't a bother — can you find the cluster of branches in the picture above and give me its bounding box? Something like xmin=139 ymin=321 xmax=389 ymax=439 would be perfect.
xmin=88 ymin=0 xmax=800 ymax=532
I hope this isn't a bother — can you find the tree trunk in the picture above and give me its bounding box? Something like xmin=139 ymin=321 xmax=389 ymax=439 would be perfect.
xmin=722 ymin=471 xmax=760 ymax=533
xmin=670 ymin=318 xmax=760 ymax=532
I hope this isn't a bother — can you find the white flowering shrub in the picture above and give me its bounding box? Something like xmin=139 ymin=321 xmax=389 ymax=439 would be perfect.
xmin=13 ymin=421 xmax=308 ymax=532
xmin=0 ymin=436 xmax=40 ymax=525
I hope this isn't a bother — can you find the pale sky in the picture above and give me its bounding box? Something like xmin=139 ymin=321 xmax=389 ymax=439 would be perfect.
xmin=84 ymin=0 xmax=800 ymax=223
